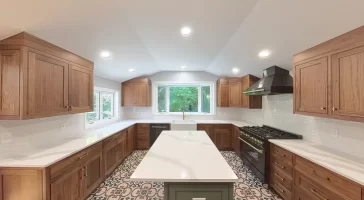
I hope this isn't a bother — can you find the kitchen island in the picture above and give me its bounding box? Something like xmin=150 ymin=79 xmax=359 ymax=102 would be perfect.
xmin=130 ymin=130 xmax=238 ymax=200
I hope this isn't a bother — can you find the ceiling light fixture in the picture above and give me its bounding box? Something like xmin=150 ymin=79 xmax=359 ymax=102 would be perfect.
xmin=128 ymin=68 xmax=135 ymax=72
xmin=181 ymin=65 xmax=187 ymax=70
xmin=232 ymin=67 xmax=240 ymax=74
xmin=259 ymin=49 xmax=271 ymax=58
xmin=100 ymin=51 xmax=111 ymax=58
xmin=181 ymin=26 xmax=192 ymax=37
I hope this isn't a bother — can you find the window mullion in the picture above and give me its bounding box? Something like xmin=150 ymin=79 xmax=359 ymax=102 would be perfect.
xmin=100 ymin=92 xmax=104 ymax=120
xmin=198 ymin=86 xmax=202 ymax=113
xmin=166 ymin=86 xmax=170 ymax=112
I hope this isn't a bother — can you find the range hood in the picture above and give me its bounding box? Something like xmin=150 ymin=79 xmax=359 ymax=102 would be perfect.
xmin=244 ymin=66 xmax=293 ymax=96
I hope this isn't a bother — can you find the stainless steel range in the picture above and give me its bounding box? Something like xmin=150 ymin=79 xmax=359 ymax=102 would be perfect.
xmin=238 ymin=125 xmax=302 ymax=183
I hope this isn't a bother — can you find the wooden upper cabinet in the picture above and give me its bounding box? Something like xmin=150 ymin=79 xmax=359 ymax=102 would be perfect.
xmin=293 ymin=25 xmax=364 ymax=123
xmin=331 ymin=45 xmax=364 ymax=118
xmin=27 ymin=51 xmax=69 ymax=117
xmin=294 ymin=57 xmax=328 ymax=114
xmin=241 ymin=75 xmax=262 ymax=109
xmin=217 ymin=78 xmax=229 ymax=107
xmin=228 ymin=78 xmax=241 ymax=107
xmin=69 ymin=64 xmax=93 ymax=113
xmin=0 ymin=50 xmax=20 ymax=118
xmin=0 ymin=32 xmax=94 ymax=120
xmin=122 ymin=78 xmax=151 ymax=107
xmin=241 ymin=78 xmax=249 ymax=108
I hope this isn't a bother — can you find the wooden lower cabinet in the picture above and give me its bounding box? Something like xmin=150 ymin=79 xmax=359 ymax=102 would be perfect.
xmin=197 ymin=124 xmax=215 ymax=143
xmin=50 ymin=165 xmax=84 ymax=200
xmin=270 ymin=144 xmax=364 ymax=200
xmin=214 ymin=124 xmax=232 ymax=150
xmin=127 ymin=125 xmax=135 ymax=155
xmin=136 ymin=124 xmax=150 ymax=150
xmin=103 ymin=141 xmax=118 ymax=177
xmin=84 ymin=151 xmax=103 ymax=196
xmin=232 ymin=126 xmax=240 ymax=154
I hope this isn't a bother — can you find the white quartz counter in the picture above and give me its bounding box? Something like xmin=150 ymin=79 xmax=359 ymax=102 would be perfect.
xmin=130 ymin=130 xmax=238 ymax=182
xmin=0 ymin=119 xmax=253 ymax=168
xmin=269 ymin=139 xmax=364 ymax=186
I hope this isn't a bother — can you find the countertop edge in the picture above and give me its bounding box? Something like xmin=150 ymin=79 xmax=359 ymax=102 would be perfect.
xmin=269 ymin=139 xmax=364 ymax=186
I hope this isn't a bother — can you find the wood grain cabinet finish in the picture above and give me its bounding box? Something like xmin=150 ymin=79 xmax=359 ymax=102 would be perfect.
xmin=214 ymin=124 xmax=232 ymax=150
xmin=269 ymin=144 xmax=364 ymax=200
xmin=84 ymin=151 xmax=103 ymax=197
xmin=228 ymin=78 xmax=242 ymax=107
xmin=217 ymin=78 xmax=229 ymax=107
xmin=0 ymin=50 xmax=20 ymax=117
xmin=0 ymin=32 xmax=94 ymax=120
xmin=136 ymin=123 xmax=150 ymax=150
xmin=294 ymin=25 xmax=364 ymax=123
xmin=121 ymin=78 xmax=151 ymax=107
xmin=197 ymin=124 xmax=215 ymax=144
xmin=50 ymin=165 xmax=84 ymax=200
xmin=241 ymin=74 xmax=262 ymax=109
xmin=127 ymin=125 xmax=136 ymax=155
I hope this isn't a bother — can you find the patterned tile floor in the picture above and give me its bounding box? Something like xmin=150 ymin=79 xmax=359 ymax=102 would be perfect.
xmin=87 ymin=151 xmax=282 ymax=200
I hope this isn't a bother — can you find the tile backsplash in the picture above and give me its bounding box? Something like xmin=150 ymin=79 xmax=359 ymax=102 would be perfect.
xmin=240 ymin=94 xmax=364 ymax=158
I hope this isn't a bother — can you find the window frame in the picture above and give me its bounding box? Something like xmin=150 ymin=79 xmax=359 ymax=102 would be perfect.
xmin=85 ymin=87 xmax=120 ymax=129
xmin=152 ymin=81 xmax=216 ymax=115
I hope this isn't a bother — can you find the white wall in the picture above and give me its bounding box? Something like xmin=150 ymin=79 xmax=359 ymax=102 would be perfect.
xmin=240 ymin=95 xmax=364 ymax=158
xmin=0 ymin=76 xmax=121 ymax=152
xmin=122 ymin=71 xmax=244 ymax=120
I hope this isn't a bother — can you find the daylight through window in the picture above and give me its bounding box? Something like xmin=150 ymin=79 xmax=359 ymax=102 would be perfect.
xmin=86 ymin=89 xmax=118 ymax=125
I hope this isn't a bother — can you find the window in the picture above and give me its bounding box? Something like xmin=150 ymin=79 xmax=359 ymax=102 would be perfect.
xmin=86 ymin=87 xmax=119 ymax=127
xmin=154 ymin=82 xmax=215 ymax=115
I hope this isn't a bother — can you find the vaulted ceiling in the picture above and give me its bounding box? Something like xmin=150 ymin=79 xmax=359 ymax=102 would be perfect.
xmin=1 ymin=0 xmax=364 ymax=82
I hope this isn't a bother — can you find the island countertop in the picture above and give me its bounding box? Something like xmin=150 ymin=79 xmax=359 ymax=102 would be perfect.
xmin=130 ymin=130 xmax=238 ymax=182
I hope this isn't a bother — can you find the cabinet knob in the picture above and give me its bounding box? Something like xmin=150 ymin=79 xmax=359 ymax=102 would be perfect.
xmin=332 ymin=107 xmax=337 ymax=111
xmin=320 ymin=107 xmax=326 ymax=110
xmin=64 ymin=105 xmax=68 ymax=108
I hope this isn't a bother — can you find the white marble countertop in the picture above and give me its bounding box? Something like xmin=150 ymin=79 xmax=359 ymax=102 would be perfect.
xmin=0 ymin=119 xmax=252 ymax=168
xmin=269 ymin=139 xmax=364 ymax=186
xmin=130 ymin=130 xmax=238 ymax=182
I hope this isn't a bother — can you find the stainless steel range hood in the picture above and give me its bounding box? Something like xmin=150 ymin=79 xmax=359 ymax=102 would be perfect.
xmin=243 ymin=66 xmax=293 ymax=96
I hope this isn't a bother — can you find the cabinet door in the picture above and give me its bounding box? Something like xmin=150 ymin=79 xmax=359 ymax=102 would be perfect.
xmin=50 ymin=165 xmax=83 ymax=200
xmin=331 ymin=46 xmax=364 ymax=118
xmin=295 ymin=57 xmax=328 ymax=114
xmin=232 ymin=127 xmax=240 ymax=154
xmin=241 ymin=78 xmax=249 ymax=108
xmin=0 ymin=50 xmax=20 ymax=117
xmin=27 ymin=51 xmax=69 ymax=117
xmin=217 ymin=82 xmax=229 ymax=107
xmin=69 ymin=64 xmax=93 ymax=113
xmin=197 ymin=124 xmax=215 ymax=144
xmin=135 ymin=84 xmax=148 ymax=106
xmin=229 ymin=82 xmax=241 ymax=107
xmin=103 ymin=144 xmax=117 ymax=176
xmin=84 ymin=152 xmax=103 ymax=197
xmin=127 ymin=128 xmax=134 ymax=155
xmin=117 ymin=132 xmax=127 ymax=163
xmin=214 ymin=125 xmax=232 ymax=150
xmin=122 ymin=84 xmax=135 ymax=106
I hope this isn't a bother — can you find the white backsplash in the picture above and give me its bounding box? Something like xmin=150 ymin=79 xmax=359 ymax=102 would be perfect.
xmin=240 ymin=94 xmax=364 ymax=158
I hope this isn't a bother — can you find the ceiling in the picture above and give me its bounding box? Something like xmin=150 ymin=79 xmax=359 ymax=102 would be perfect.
xmin=1 ymin=0 xmax=364 ymax=82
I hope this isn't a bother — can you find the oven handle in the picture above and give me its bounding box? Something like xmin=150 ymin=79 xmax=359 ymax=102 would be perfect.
xmin=238 ymin=137 xmax=264 ymax=154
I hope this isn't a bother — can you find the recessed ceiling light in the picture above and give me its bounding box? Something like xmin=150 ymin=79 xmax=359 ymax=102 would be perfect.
xmin=232 ymin=67 xmax=240 ymax=74
xmin=100 ymin=51 xmax=111 ymax=58
xmin=259 ymin=50 xmax=271 ymax=58
xmin=181 ymin=65 xmax=187 ymax=70
xmin=181 ymin=26 xmax=192 ymax=37
xmin=128 ymin=68 xmax=135 ymax=72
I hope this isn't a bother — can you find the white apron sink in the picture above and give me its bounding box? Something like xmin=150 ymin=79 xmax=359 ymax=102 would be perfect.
xmin=171 ymin=120 xmax=197 ymax=131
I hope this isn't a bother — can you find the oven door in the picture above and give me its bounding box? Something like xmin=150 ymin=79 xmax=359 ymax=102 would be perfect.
xmin=239 ymin=137 xmax=265 ymax=173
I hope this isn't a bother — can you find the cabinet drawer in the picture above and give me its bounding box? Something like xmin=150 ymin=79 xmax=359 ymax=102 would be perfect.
xmin=166 ymin=183 xmax=232 ymax=200
xmin=103 ymin=133 xmax=119 ymax=148
xmin=294 ymin=170 xmax=342 ymax=200
xmin=271 ymin=156 xmax=293 ymax=178
xmin=137 ymin=123 xmax=150 ymax=130
xmin=271 ymin=144 xmax=293 ymax=165
xmin=295 ymin=156 xmax=361 ymax=200
xmin=271 ymin=181 xmax=292 ymax=200
xmin=49 ymin=142 xmax=102 ymax=179
xmin=270 ymin=165 xmax=293 ymax=191
xmin=214 ymin=124 xmax=232 ymax=130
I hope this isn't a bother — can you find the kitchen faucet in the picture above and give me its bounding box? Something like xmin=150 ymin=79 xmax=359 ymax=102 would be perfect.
xmin=182 ymin=110 xmax=187 ymax=120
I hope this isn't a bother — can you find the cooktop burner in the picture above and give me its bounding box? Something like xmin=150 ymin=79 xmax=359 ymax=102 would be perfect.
xmin=240 ymin=125 xmax=302 ymax=140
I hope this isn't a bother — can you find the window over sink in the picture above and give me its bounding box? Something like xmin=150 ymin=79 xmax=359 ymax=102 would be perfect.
xmin=153 ymin=82 xmax=215 ymax=115
xmin=85 ymin=87 xmax=119 ymax=128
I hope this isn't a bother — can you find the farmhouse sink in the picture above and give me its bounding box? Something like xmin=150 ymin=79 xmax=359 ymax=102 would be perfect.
xmin=171 ymin=120 xmax=197 ymax=131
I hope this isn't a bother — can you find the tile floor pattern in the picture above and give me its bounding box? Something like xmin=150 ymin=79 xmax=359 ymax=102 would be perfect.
xmin=87 ymin=151 xmax=282 ymax=200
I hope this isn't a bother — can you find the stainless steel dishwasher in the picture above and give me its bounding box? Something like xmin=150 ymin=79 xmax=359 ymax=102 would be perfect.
xmin=150 ymin=123 xmax=170 ymax=146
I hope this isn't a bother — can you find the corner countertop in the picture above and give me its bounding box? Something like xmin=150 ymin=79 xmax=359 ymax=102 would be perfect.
xmin=0 ymin=119 xmax=253 ymax=168
xmin=130 ymin=130 xmax=238 ymax=182
xmin=269 ymin=139 xmax=364 ymax=186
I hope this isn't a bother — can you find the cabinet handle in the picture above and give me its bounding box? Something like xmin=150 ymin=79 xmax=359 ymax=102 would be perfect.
xmin=310 ymin=189 xmax=328 ymax=200
xmin=332 ymin=107 xmax=337 ymax=112
xmin=275 ymin=162 xmax=285 ymax=169
xmin=64 ymin=105 xmax=68 ymax=108
xmin=78 ymin=153 xmax=88 ymax=160
xmin=80 ymin=168 xmax=84 ymax=180
xmin=275 ymin=150 xmax=285 ymax=157
xmin=275 ymin=173 xmax=284 ymax=181
xmin=85 ymin=166 xmax=88 ymax=177
xmin=274 ymin=184 xmax=284 ymax=193
xmin=320 ymin=107 xmax=326 ymax=110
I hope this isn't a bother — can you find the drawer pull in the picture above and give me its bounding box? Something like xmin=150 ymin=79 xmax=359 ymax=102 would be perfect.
xmin=310 ymin=189 xmax=328 ymax=200
xmin=275 ymin=162 xmax=285 ymax=169
xmin=78 ymin=153 xmax=88 ymax=160
xmin=192 ymin=198 xmax=206 ymax=200
xmin=326 ymin=177 xmax=330 ymax=181
xmin=85 ymin=166 xmax=88 ymax=177
xmin=275 ymin=173 xmax=284 ymax=181
xmin=276 ymin=150 xmax=285 ymax=157
xmin=274 ymin=184 xmax=284 ymax=193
